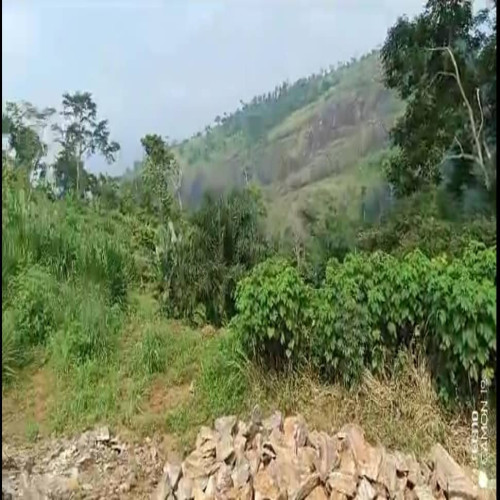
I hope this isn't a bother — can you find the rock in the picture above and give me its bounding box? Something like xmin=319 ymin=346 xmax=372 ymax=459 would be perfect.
xmin=327 ymin=471 xmax=357 ymax=497
xmin=414 ymin=484 xmax=435 ymax=500
xmin=237 ymin=420 xmax=250 ymax=438
xmin=431 ymin=444 xmax=478 ymax=499
xmin=183 ymin=449 xmax=218 ymax=480
xmin=214 ymin=416 xmax=237 ymax=437
xmin=284 ymin=415 xmax=308 ymax=451
xmin=297 ymin=446 xmax=318 ymax=473
xmin=216 ymin=434 xmax=235 ymax=464
xmin=263 ymin=410 xmax=284 ymax=433
xmin=262 ymin=440 xmax=277 ymax=463
xmin=269 ymin=450 xmax=302 ymax=494
xmin=308 ymin=485 xmax=329 ymax=500
xmin=246 ymin=448 xmax=261 ymax=477
xmin=290 ymin=472 xmax=321 ymax=500
xmin=234 ymin=433 xmax=248 ymax=459
xmin=338 ymin=424 xmax=382 ymax=480
xmin=329 ymin=492 xmax=349 ymax=500
xmin=164 ymin=462 xmax=182 ymax=489
xmin=192 ymin=485 xmax=205 ymax=500
xmin=394 ymin=452 xmax=410 ymax=474
xmin=95 ymin=426 xmax=110 ymax=442
xmin=254 ymin=468 xmax=281 ymax=500
xmin=215 ymin=463 xmax=233 ymax=494
xmin=377 ymin=451 xmax=397 ymax=494
xmin=269 ymin=427 xmax=285 ymax=449
xmin=357 ymin=477 xmax=377 ymax=500
xmin=205 ymin=475 xmax=217 ymax=497
xmin=407 ymin=457 xmax=421 ymax=487
xmin=312 ymin=432 xmax=340 ymax=480
xmin=195 ymin=427 xmax=218 ymax=454
xmin=239 ymin=482 xmax=254 ymax=500
xmin=231 ymin=458 xmax=250 ymax=488
xmin=177 ymin=476 xmax=194 ymax=500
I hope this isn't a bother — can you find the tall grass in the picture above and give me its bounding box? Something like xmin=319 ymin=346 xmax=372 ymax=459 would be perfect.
xmin=2 ymin=178 xmax=133 ymax=385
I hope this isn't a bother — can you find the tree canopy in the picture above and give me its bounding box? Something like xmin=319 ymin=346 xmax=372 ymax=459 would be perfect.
xmin=381 ymin=0 xmax=496 ymax=201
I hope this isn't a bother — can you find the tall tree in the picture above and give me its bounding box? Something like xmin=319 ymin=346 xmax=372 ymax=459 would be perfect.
xmin=3 ymin=101 xmax=55 ymax=177
xmin=140 ymin=134 xmax=180 ymax=217
xmin=381 ymin=0 xmax=496 ymax=199
xmin=53 ymin=92 xmax=120 ymax=195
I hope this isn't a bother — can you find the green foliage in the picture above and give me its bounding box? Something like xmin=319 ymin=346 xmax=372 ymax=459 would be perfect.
xmin=134 ymin=327 xmax=167 ymax=376
xmin=2 ymin=185 xmax=131 ymax=306
xmin=233 ymin=244 xmax=496 ymax=401
xmin=3 ymin=101 xmax=55 ymax=177
xmin=7 ymin=265 xmax=59 ymax=352
xmin=140 ymin=134 xmax=180 ymax=218
xmin=356 ymin=191 xmax=497 ymax=257
xmin=49 ymin=284 xmax=123 ymax=372
xmin=312 ymin=261 xmax=371 ymax=385
xmin=52 ymin=91 xmax=120 ymax=195
xmin=381 ymin=0 xmax=496 ymax=198
xmin=155 ymin=186 xmax=269 ymax=325
xmin=2 ymin=310 xmax=18 ymax=385
xmin=232 ymin=258 xmax=311 ymax=366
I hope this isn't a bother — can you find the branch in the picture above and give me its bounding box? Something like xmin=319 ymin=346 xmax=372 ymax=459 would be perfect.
xmin=428 ymin=46 xmax=490 ymax=189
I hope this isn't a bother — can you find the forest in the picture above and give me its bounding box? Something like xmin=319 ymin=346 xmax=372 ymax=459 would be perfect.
xmin=1 ymin=0 xmax=496 ymax=473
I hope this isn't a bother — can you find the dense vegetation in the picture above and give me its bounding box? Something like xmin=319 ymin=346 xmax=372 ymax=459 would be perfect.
xmin=2 ymin=0 xmax=496 ymax=446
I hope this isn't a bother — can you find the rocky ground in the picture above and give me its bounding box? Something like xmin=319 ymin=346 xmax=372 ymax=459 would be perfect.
xmin=2 ymin=408 xmax=494 ymax=499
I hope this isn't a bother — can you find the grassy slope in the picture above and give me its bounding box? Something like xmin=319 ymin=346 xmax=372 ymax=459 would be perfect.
xmin=1 ymin=175 xmax=495 ymax=473
xmin=176 ymin=52 xmax=404 ymax=233
xmin=3 ymin=289 xmax=489 ymax=470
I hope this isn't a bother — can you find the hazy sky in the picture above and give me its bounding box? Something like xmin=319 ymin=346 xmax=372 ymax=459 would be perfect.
xmin=1 ymin=0 xmax=455 ymax=174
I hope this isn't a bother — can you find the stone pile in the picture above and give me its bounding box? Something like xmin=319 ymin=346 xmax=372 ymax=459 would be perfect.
xmin=2 ymin=426 xmax=164 ymax=498
xmin=154 ymin=408 xmax=481 ymax=500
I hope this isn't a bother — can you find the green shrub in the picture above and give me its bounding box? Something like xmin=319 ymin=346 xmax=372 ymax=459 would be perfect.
xmin=311 ymin=262 xmax=371 ymax=385
xmin=155 ymin=187 xmax=269 ymax=325
xmin=8 ymin=265 xmax=59 ymax=351
xmin=232 ymin=258 xmax=312 ymax=367
xmin=232 ymin=244 xmax=496 ymax=401
xmin=425 ymin=250 xmax=496 ymax=402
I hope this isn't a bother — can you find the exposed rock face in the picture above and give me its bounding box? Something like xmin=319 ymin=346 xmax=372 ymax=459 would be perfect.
xmin=1 ymin=414 xmax=488 ymax=499
xmin=152 ymin=412 xmax=485 ymax=500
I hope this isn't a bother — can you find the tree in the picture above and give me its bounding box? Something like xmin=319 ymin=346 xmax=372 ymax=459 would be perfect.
xmin=140 ymin=134 xmax=179 ymax=217
xmin=53 ymin=92 xmax=120 ymax=195
xmin=380 ymin=0 xmax=496 ymax=199
xmin=3 ymin=101 xmax=55 ymax=177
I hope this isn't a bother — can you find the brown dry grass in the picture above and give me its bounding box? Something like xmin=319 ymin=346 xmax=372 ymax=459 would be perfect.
xmin=246 ymin=351 xmax=495 ymax=469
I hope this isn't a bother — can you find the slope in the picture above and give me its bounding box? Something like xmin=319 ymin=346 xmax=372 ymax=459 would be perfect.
xmin=175 ymin=51 xmax=404 ymax=232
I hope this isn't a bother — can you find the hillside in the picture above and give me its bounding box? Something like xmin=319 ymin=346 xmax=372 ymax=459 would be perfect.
xmin=176 ymin=51 xmax=404 ymax=233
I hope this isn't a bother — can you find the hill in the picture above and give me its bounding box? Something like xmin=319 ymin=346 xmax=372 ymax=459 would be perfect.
xmin=175 ymin=51 xmax=404 ymax=233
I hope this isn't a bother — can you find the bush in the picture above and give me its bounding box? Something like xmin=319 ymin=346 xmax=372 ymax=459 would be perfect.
xmin=233 ymin=244 xmax=496 ymax=401
xmin=356 ymin=190 xmax=497 ymax=258
xmin=7 ymin=265 xmax=59 ymax=354
xmin=155 ymin=187 xmax=269 ymax=325
xmin=232 ymin=258 xmax=312 ymax=367
xmin=311 ymin=260 xmax=371 ymax=385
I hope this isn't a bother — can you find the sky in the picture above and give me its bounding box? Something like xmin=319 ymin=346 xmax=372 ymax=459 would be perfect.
xmin=1 ymin=0 xmax=485 ymax=174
